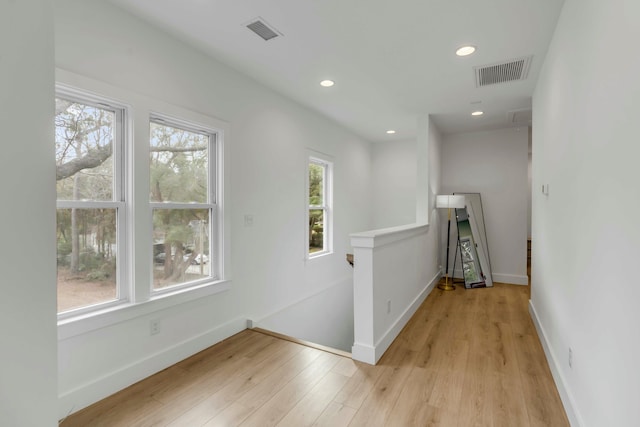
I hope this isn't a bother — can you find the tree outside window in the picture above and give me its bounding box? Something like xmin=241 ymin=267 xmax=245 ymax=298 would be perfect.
xmin=55 ymin=85 xmax=226 ymax=319
xmin=150 ymin=119 xmax=216 ymax=290
xmin=55 ymin=96 xmax=124 ymax=313
xmin=308 ymin=157 xmax=332 ymax=257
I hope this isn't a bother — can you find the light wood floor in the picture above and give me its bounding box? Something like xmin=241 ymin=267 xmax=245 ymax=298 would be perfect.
xmin=60 ymin=283 xmax=569 ymax=426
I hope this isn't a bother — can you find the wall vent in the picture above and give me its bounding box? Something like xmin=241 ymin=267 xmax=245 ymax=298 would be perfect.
xmin=246 ymin=18 xmax=281 ymax=41
xmin=474 ymin=56 xmax=532 ymax=87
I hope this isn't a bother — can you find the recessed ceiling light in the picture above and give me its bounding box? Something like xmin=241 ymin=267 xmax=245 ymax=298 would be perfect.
xmin=471 ymin=111 xmax=484 ymax=116
xmin=386 ymin=130 xmax=396 ymax=134
xmin=320 ymin=80 xmax=335 ymax=87
xmin=456 ymin=45 xmax=476 ymax=56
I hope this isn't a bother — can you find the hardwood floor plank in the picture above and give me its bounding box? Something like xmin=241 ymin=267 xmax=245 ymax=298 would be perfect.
xmin=384 ymin=367 xmax=439 ymax=426
xmin=202 ymin=402 xmax=252 ymax=427
xmin=426 ymin=367 xmax=466 ymax=412
xmin=60 ymin=283 xmax=570 ymax=427
xmin=60 ymin=393 xmax=164 ymax=427
xmin=347 ymin=347 xmax=417 ymax=426
xmin=202 ymin=346 xmax=324 ymax=426
xmin=331 ymin=357 xmax=359 ymax=378
xmin=515 ymin=334 xmax=569 ymax=426
xmin=457 ymin=371 xmax=492 ymax=427
xmin=488 ymin=372 xmax=530 ymax=427
xmin=238 ymin=351 xmax=341 ymax=427
xmin=275 ymin=371 xmax=350 ymax=426
xmin=332 ymin=362 xmax=384 ymax=409
xmin=165 ymin=340 xmax=304 ymax=426
xmin=312 ymin=401 xmax=357 ymax=427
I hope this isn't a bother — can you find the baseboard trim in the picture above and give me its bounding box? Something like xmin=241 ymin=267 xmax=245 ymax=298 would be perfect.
xmin=452 ymin=269 xmax=528 ymax=286
xmin=58 ymin=316 xmax=247 ymax=419
xmin=529 ymin=300 xmax=584 ymax=427
xmin=252 ymin=327 xmax=351 ymax=358
xmin=351 ymin=342 xmax=376 ymax=365
xmin=352 ymin=270 xmax=439 ymax=365
xmin=493 ymin=273 xmax=528 ymax=285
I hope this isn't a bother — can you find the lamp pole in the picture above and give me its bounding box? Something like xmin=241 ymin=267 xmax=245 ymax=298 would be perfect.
xmin=438 ymin=207 xmax=455 ymax=291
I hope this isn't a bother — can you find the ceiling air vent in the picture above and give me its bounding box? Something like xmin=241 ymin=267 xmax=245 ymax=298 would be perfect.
xmin=246 ymin=18 xmax=281 ymax=41
xmin=474 ymin=56 xmax=533 ymax=87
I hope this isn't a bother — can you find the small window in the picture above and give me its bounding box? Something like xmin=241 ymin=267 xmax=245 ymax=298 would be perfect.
xmin=307 ymin=156 xmax=333 ymax=257
xmin=150 ymin=117 xmax=217 ymax=291
xmin=55 ymin=94 xmax=126 ymax=314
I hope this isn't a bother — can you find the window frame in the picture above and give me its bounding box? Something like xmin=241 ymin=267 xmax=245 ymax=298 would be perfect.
xmin=55 ymin=72 xmax=231 ymax=334
xmin=55 ymin=86 xmax=130 ymax=319
xmin=149 ymin=114 xmax=219 ymax=294
xmin=306 ymin=153 xmax=333 ymax=259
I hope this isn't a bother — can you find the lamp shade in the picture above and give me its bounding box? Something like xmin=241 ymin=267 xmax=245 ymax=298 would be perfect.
xmin=436 ymin=194 xmax=466 ymax=209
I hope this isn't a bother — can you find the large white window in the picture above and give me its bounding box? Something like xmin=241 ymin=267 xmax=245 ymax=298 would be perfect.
xmin=150 ymin=117 xmax=217 ymax=291
xmin=55 ymin=81 xmax=227 ymax=323
xmin=55 ymin=91 xmax=127 ymax=314
xmin=307 ymin=155 xmax=333 ymax=257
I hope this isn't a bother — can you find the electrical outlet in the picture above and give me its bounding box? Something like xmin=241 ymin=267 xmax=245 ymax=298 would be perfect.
xmin=568 ymin=347 xmax=573 ymax=369
xmin=387 ymin=300 xmax=391 ymax=314
xmin=150 ymin=319 xmax=160 ymax=336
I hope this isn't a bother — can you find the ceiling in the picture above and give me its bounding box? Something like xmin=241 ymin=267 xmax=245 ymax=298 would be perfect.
xmin=108 ymin=0 xmax=564 ymax=142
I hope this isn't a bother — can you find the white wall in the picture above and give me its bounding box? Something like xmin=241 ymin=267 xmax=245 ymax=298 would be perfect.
xmin=0 ymin=1 xmax=58 ymax=425
xmin=371 ymin=139 xmax=417 ymax=229
xmin=531 ymin=0 xmax=640 ymax=425
xmin=441 ymin=127 xmax=528 ymax=285
xmin=255 ymin=279 xmax=354 ymax=352
xmin=370 ymin=115 xmax=442 ymax=229
xmin=528 ymin=127 xmax=533 ymax=238
xmin=528 ymin=152 xmax=532 ymax=238
xmin=55 ymin=0 xmax=372 ymax=416
xmin=428 ymin=118 xmax=443 ymax=226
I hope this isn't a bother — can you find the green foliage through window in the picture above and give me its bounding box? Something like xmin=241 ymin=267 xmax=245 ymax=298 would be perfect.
xmin=150 ymin=119 xmax=215 ymax=290
xmin=308 ymin=159 xmax=328 ymax=254
xmin=55 ymin=96 xmax=121 ymax=313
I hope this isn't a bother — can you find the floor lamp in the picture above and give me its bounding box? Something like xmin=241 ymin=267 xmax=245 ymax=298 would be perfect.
xmin=436 ymin=195 xmax=466 ymax=291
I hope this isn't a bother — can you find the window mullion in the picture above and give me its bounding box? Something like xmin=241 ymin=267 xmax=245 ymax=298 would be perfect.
xmin=151 ymin=202 xmax=213 ymax=210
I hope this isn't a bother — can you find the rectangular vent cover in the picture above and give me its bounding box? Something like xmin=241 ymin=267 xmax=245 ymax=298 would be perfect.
xmin=246 ymin=18 xmax=281 ymax=41
xmin=475 ymin=56 xmax=532 ymax=87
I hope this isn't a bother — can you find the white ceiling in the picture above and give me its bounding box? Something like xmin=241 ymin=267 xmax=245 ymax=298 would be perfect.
xmin=108 ymin=0 xmax=564 ymax=142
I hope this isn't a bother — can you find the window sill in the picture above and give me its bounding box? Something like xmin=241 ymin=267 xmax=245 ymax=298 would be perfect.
xmin=306 ymin=250 xmax=333 ymax=262
xmin=58 ymin=279 xmax=231 ymax=340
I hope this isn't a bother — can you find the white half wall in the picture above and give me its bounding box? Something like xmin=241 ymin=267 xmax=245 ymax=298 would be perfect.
xmin=0 ymin=1 xmax=58 ymax=425
xmin=350 ymin=117 xmax=443 ymax=364
xmin=532 ymin=0 xmax=640 ymax=425
xmin=55 ymin=0 xmax=373 ymax=416
xmin=441 ymin=127 xmax=528 ymax=285
xmin=350 ymin=224 xmax=440 ymax=364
